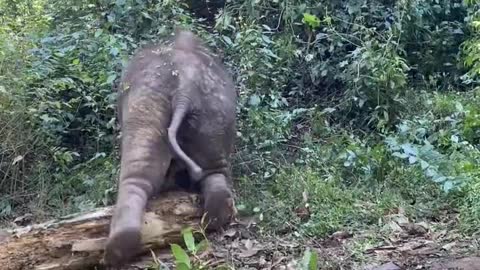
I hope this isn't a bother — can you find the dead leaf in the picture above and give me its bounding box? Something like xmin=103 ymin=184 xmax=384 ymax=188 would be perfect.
xmin=286 ymin=260 xmax=297 ymax=270
xmin=236 ymin=238 xmax=262 ymax=258
xmin=13 ymin=213 xmax=33 ymax=226
xmin=445 ymin=232 xmax=462 ymax=241
xmin=238 ymin=248 xmax=259 ymax=258
xmin=393 ymin=215 xmax=410 ymax=224
xmin=231 ymin=238 xmax=240 ymax=249
xmin=331 ymin=231 xmax=353 ymax=240
xmin=12 ymin=155 xmax=23 ymax=165
xmin=398 ymin=241 xmax=426 ymax=252
xmin=237 ymin=216 xmax=257 ymax=228
xmin=223 ymin=228 xmax=237 ymax=238
xmin=302 ymin=190 xmax=308 ymax=203
xmin=441 ymin=242 xmax=456 ymax=250
xmin=278 ymin=240 xmax=299 ymax=248
xmin=294 ymin=206 xmax=310 ymax=221
xmin=399 ymin=223 xmax=428 ymax=236
xmin=258 ymin=255 xmax=268 ymax=266
xmin=432 ymin=229 xmax=447 ymax=240
xmin=270 ymin=256 xmax=287 ymax=269
xmin=244 ymin=239 xmax=253 ymax=250
xmin=386 ymin=220 xmax=403 ymax=232
xmin=212 ymin=251 xmax=228 ymax=258
xmin=416 ymin=221 xmax=429 ymax=230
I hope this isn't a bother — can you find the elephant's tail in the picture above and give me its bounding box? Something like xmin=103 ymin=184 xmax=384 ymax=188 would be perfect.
xmin=168 ymin=29 xmax=205 ymax=181
xmin=167 ymin=96 xmax=204 ymax=182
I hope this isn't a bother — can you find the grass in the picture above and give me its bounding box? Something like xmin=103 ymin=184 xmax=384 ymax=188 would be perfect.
xmin=233 ymin=89 xmax=479 ymax=239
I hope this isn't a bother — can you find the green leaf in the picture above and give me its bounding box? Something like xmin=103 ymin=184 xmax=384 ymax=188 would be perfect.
xmin=110 ymin=47 xmax=119 ymax=56
xmin=401 ymin=143 xmax=417 ymax=156
xmin=106 ymin=74 xmax=117 ymax=84
xmin=433 ymin=176 xmax=446 ymax=183
xmin=301 ymin=248 xmax=318 ymax=270
xmin=392 ymin=152 xmax=408 ymax=159
xmin=261 ymin=48 xmax=280 ymax=59
xmin=182 ymin=228 xmax=196 ymax=253
xmin=176 ymin=262 xmax=191 ymax=270
xmin=94 ymin=29 xmax=103 ymax=38
xmin=302 ymin=13 xmax=320 ymax=29
xmin=196 ymin=239 xmax=209 ymax=253
xmin=420 ymin=160 xmax=429 ymax=170
xmin=170 ymin=244 xmax=191 ymax=268
xmin=443 ymin=180 xmax=454 ymax=192
xmin=308 ymin=251 xmax=318 ymax=270
xmin=324 ymin=16 xmax=332 ymax=25
xmin=141 ymin=12 xmax=153 ymax=20
xmin=222 ymin=35 xmax=233 ymax=46
xmin=248 ymin=95 xmax=261 ymax=107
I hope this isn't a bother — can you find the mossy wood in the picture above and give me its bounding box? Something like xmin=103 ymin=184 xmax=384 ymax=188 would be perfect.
xmin=0 ymin=191 xmax=203 ymax=270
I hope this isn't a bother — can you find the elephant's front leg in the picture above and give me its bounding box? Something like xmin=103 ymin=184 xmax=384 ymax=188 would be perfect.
xmin=201 ymin=173 xmax=236 ymax=230
xmin=104 ymin=127 xmax=171 ymax=267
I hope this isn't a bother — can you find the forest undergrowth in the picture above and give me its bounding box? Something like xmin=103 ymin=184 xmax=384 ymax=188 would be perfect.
xmin=1 ymin=0 xmax=480 ymax=268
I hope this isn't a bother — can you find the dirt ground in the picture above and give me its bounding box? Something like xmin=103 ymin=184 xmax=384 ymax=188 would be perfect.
xmin=125 ymin=208 xmax=480 ymax=270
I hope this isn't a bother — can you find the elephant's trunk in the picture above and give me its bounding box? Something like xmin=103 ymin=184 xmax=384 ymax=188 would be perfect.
xmin=167 ymin=99 xmax=203 ymax=181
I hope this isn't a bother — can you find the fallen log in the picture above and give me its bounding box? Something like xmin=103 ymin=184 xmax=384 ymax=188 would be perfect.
xmin=0 ymin=191 xmax=204 ymax=270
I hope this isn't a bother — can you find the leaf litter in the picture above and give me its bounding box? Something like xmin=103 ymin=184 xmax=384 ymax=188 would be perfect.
xmin=121 ymin=209 xmax=480 ymax=270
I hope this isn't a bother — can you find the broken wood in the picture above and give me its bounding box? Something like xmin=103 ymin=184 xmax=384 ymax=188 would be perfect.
xmin=0 ymin=191 xmax=205 ymax=270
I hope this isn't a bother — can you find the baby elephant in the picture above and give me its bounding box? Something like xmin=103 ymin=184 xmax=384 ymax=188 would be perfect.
xmin=104 ymin=29 xmax=237 ymax=267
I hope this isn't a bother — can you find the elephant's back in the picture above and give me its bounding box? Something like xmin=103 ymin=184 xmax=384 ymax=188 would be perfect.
xmin=121 ymin=44 xmax=178 ymax=91
xmin=117 ymin=44 xmax=179 ymax=125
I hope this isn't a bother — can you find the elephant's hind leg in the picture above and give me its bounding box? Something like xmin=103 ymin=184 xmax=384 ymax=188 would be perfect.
xmin=105 ymin=127 xmax=171 ymax=267
xmin=201 ymin=173 xmax=236 ymax=230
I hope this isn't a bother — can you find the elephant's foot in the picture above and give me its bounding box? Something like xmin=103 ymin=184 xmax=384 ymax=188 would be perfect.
xmin=104 ymin=226 xmax=142 ymax=267
xmin=104 ymin=191 xmax=146 ymax=267
xmin=201 ymin=173 xmax=236 ymax=230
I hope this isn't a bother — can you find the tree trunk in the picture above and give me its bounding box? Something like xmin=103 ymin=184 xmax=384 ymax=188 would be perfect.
xmin=0 ymin=191 xmax=204 ymax=270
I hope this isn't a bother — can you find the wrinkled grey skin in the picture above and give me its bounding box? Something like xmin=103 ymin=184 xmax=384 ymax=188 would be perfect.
xmin=104 ymin=30 xmax=237 ymax=267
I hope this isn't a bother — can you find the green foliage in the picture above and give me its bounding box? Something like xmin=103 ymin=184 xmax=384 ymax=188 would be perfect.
xmin=171 ymin=243 xmax=191 ymax=270
xmin=163 ymin=228 xmax=219 ymax=270
xmin=459 ymin=176 xmax=480 ymax=233
xmin=236 ymin=143 xmax=443 ymax=237
xmin=302 ymin=13 xmax=321 ymax=30
xmin=1 ymin=0 xmax=480 ymax=243
xmin=462 ymin=0 xmax=480 ymax=84
xmin=300 ymin=248 xmax=318 ymax=270
xmin=343 ymin=39 xmax=409 ymax=130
